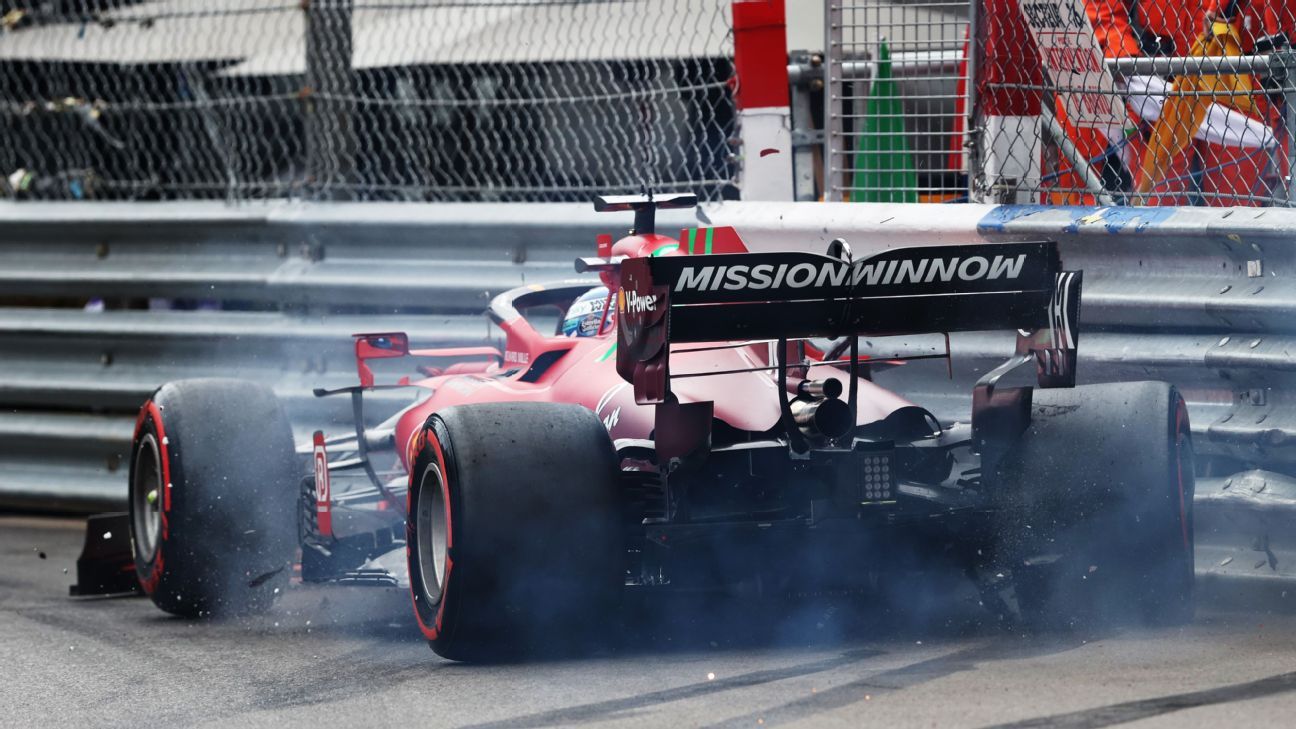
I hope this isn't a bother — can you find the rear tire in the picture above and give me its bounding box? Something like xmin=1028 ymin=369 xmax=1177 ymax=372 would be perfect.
xmin=992 ymin=381 xmax=1195 ymax=628
xmin=406 ymin=402 xmax=623 ymax=661
xmin=128 ymin=378 xmax=298 ymax=617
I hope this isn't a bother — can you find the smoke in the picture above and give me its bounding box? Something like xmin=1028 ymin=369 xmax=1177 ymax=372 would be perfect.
xmin=414 ymin=515 xmax=1000 ymax=662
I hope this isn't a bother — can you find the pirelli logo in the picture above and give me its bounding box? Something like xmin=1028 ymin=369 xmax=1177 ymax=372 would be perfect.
xmin=673 ymin=253 xmax=1029 ymax=293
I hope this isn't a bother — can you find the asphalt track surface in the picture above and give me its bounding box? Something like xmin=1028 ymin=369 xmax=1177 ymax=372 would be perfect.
xmin=4 ymin=515 xmax=1296 ymax=728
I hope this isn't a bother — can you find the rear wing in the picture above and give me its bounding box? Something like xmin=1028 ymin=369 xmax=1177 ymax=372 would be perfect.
xmin=616 ymin=240 xmax=1081 ymax=404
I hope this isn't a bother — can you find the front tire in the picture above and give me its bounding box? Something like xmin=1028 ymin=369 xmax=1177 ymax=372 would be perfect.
xmin=128 ymin=378 xmax=298 ymax=617
xmin=992 ymin=381 xmax=1195 ymax=628
xmin=406 ymin=402 xmax=623 ymax=661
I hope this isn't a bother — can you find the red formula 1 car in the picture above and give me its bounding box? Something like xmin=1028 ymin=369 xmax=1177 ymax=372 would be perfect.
xmin=78 ymin=194 xmax=1195 ymax=660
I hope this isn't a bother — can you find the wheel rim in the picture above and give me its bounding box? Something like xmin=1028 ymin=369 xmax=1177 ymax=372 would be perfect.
xmin=416 ymin=462 xmax=449 ymax=604
xmin=131 ymin=433 xmax=163 ymax=563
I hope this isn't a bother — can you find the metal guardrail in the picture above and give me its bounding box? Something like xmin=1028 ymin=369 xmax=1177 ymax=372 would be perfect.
xmin=0 ymin=201 xmax=697 ymax=512
xmin=3 ymin=199 xmax=1294 ymax=585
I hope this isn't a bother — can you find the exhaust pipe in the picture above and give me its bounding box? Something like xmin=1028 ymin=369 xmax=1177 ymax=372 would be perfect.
xmin=795 ymin=378 xmax=844 ymax=400
xmin=790 ymin=397 xmax=853 ymax=441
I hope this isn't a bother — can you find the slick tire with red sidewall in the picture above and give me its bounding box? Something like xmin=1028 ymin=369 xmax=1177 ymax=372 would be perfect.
xmin=407 ymin=402 xmax=623 ymax=661
xmin=992 ymin=381 xmax=1195 ymax=628
xmin=129 ymin=378 xmax=298 ymax=617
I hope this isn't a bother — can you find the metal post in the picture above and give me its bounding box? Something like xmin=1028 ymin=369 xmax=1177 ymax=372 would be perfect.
xmin=793 ymin=53 xmax=1277 ymax=83
xmin=305 ymin=0 xmax=357 ymax=200
xmin=822 ymin=0 xmax=843 ymax=201
xmin=1040 ymin=107 xmax=1115 ymax=206
xmin=964 ymin=0 xmax=981 ymax=202
xmin=788 ymin=51 xmax=824 ymax=201
xmin=1107 ymin=54 xmax=1273 ymax=75
xmin=1279 ymin=50 xmax=1296 ymax=206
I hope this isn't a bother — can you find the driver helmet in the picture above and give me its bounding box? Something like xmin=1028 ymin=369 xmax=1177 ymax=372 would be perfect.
xmin=561 ymin=286 xmax=613 ymax=337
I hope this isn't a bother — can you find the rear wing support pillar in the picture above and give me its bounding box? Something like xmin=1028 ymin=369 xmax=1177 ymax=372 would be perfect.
xmin=775 ymin=337 xmax=810 ymax=455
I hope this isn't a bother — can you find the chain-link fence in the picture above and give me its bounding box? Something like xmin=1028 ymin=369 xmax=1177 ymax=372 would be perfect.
xmin=825 ymin=0 xmax=1296 ymax=207
xmin=980 ymin=0 xmax=1293 ymax=206
xmin=1 ymin=0 xmax=737 ymax=202
xmin=823 ymin=0 xmax=971 ymax=202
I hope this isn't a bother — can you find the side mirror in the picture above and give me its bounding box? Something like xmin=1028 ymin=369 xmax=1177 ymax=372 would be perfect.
xmin=354 ymin=332 xmax=410 ymax=387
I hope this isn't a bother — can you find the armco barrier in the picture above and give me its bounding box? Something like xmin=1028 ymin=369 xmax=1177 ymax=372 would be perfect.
xmin=0 ymin=202 xmax=695 ymax=512
xmin=2 ymin=200 xmax=1293 ymax=586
